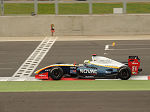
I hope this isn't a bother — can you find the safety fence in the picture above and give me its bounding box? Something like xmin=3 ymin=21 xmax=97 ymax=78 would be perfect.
xmin=0 ymin=0 xmax=150 ymax=16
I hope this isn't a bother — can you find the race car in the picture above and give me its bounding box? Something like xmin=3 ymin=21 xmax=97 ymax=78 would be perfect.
xmin=35 ymin=54 xmax=142 ymax=80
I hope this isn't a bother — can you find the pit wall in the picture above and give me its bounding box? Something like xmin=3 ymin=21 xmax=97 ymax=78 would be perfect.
xmin=0 ymin=14 xmax=150 ymax=37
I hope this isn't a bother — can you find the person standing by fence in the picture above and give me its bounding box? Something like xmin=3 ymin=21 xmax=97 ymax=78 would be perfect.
xmin=51 ymin=24 xmax=55 ymax=36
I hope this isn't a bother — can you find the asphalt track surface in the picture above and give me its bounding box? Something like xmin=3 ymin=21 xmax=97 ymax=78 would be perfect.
xmin=0 ymin=41 xmax=40 ymax=77
xmin=0 ymin=40 xmax=150 ymax=112
xmin=0 ymin=40 xmax=150 ymax=77
xmin=0 ymin=91 xmax=150 ymax=112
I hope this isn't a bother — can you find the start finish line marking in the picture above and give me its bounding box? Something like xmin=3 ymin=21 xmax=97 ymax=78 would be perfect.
xmin=11 ymin=37 xmax=57 ymax=79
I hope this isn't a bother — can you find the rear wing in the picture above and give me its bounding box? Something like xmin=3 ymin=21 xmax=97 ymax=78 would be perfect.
xmin=128 ymin=56 xmax=140 ymax=75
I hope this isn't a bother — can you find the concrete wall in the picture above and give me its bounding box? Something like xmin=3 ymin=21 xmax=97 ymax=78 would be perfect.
xmin=0 ymin=14 xmax=150 ymax=37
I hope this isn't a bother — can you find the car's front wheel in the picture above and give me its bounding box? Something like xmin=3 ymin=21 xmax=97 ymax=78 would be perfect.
xmin=48 ymin=67 xmax=64 ymax=80
xmin=118 ymin=66 xmax=131 ymax=80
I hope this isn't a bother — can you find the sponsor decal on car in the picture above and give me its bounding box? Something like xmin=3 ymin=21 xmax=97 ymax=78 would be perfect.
xmin=85 ymin=76 xmax=94 ymax=78
xmin=70 ymin=67 xmax=77 ymax=69
xmin=105 ymin=71 xmax=111 ymax=74
xmin=70 ymin=70 xmax=77 ymax=74
xmin=132 ymin=62 xmax=139 ymax=64
xmin=45 ymin=69 xmax=50 ymax=72
xmin=39 ymin=74 xmax=47 ymax=77
xmin=80 ymin=69 xmax=97 ymax=74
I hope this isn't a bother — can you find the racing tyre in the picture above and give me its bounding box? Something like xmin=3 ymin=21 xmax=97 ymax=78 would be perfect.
xmin=48 ymin=67 xmax=64 ymax=80
xmin=118 ymin=66 xmax=131 ymax=80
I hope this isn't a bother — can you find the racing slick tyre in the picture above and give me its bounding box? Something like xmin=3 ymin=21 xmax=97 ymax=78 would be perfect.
xmin=48 ymin=67 xmax=64 ymax=80
xmin=118 ymin=66 xmax=131 ymax=80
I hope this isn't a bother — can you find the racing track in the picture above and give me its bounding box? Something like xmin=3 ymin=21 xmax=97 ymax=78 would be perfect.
xmin=0 ymin=40 xmax=150 ymax=77
xmin=0 ymin=38 xmax=150 ymax=112
xmin=0 ymin=91 xmax=150 ymax=112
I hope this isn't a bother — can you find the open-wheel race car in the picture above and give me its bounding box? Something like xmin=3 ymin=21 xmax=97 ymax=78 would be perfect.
xmin=35 ymin=54 xmax=142 ymax=80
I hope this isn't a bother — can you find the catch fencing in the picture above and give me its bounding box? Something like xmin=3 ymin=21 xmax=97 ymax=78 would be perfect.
xmin=0 ymin=0 xmax=150 ymax=16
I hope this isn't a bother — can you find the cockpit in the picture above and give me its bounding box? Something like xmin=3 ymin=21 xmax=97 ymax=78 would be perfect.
xmin=84 ymin=55 xmax=112 ymax=65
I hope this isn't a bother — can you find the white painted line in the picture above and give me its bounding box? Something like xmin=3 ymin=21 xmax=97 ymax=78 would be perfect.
xmin=117 ymin=44 xmax=150 ymax=46
xmin=105 ymin=43 xmax=150 ymax=51
xmin=0 ymin=76 xmax=149 ymax=81
xmin=129 ymin=76 xmax=148 ymax=80
xmin=108 ymin=48 xmax=150 ymax=51
xmin=0 ymin=77 xmax=10 ymax=81
xmin=95 ymin=76 xmax=149 ymax=80
xmin=0 ymin=77 xmax=41 ymax=81
xmin=105 ymin=45 xmax=110 ymax=50
xmin=11 ymin=37 xmax=57 ymax=80
xmin=104 ymin=44 xmax=112 ymax=54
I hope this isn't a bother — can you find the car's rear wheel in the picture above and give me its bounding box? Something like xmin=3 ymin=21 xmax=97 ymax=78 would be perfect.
xmin=48 ymin=67 xmax=64 ymax=80
xmin=118 ymin=66 xmax=131 ymax=80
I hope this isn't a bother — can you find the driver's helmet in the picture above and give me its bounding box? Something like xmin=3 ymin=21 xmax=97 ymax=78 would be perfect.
xmin=84 ymin=60 xmax=90 ymax=64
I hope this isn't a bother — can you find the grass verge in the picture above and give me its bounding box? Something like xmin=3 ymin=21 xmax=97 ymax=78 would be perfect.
xmin=4 ymin=3 xmax=34 ymax=14
xmin=127 ymin=2 xmax=150 ymax=13
xmin=3 ymin=2 xmax=150 ymax=15
xmin=0 ymin=80 xmax=150 ymax=92
xmin=59 ymin=3 xmax=89 ymax=14
xmin=93 ymin=3 xmax=122 ymax=14
xmin=38 ymin=3 xmax=55 ymax=14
